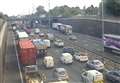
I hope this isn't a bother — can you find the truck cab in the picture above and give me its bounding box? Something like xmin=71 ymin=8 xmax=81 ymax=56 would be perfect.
xmin=24 ymin=65 xmax=46 ymax=83
xmin=81 ymin=70 xmax=104 ymax=83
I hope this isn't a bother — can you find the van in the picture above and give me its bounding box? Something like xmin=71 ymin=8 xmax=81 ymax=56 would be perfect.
xmin=81 ymin=70 xmax=104 ymax=83
xmin=60 ymin=53 xmax=73 ymax=64
xmin=43 ymin=56 xmax=54 ymax=68
xmin=44 ymin=39 xmax=51 ymax=48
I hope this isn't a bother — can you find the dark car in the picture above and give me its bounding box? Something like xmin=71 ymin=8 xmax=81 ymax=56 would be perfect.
xmin=63 ymin=47 xmax=74 ymax=55
xmin=86 ymin=60 xmax=104 ymax=70
xmin=106 ymin=70 xmax=120 ymax=83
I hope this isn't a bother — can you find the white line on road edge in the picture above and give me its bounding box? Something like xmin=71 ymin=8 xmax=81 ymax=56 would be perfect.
xmin=13 ymin=35 xmax=24 ymax=83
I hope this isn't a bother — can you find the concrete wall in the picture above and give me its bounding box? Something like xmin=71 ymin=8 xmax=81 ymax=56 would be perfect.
xmin=58 ymin=18 xmax=120 ymax=38
xmin=0 ymin=22 xmax=8 ymax=83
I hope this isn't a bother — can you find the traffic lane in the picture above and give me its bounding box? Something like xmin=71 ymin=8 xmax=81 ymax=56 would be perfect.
xmin=53 ymin=30 xmax=103 ymax=52
xmin=37 ymin=43 xmax=84 ymax=82
xmin=38 ymin=28 xmax=111 ymax=83
xmin=53 ymin=30 xmax=120 ymax=63
xmin=40 ymin=27 xmax=120 ymax=58
xmin=4 ymin=31 xmax=21 ymax=83
xmin=74 ymin=33 xmax=102 ymax=44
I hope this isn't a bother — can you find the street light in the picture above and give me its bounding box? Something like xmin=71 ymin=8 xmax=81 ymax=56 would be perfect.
xmin=102 ymin=0 xmax=104 ymax=52
xmin=102 ymin=0 xmax=104 ymax=37
xmin=48 ymin=0 xmax=51 ymax=32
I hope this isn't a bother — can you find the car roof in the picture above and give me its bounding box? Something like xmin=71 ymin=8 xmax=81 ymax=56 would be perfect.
xmin=92 ymin=60 xmax=101 ymax=63
xmin=55 ymin=68 xmax=66 ymax=72
xmin=86 ymin=70 xmax=102 ymax=76
xmin=44 ymin=56 xmax=53 ymax=59
xmin=62 ymin=53 xmax=72 ymax=56
xmin=109 ymin=70 xmax=120 ymax=74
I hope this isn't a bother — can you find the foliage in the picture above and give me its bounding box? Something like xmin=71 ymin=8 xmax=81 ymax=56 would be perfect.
xmin=85 ymin=5 xmax=99 ymax=15
xmin=104 ymin=0 xmax=120 ymax=16
xmin=0 ymin=12 xmax=8 ymax=20
xmin=48 ymin=5 xmax=81 ymax=17
xmin=35 ymin=5 xmax=47 ymax=16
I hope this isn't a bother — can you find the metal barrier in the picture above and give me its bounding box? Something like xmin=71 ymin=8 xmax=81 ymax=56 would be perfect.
xmin=0 ymin=22 xmax=8 ymax=83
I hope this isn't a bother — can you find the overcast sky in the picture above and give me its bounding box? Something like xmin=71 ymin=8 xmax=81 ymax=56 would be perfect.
xmin=0 ymin=0 xmax=101 ymax=16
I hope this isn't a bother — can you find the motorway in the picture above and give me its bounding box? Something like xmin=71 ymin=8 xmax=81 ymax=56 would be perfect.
xmin=4 ymin=30 xmax=21 ymax=83
xmin=4 ymin=27 xmax=120 ymax=83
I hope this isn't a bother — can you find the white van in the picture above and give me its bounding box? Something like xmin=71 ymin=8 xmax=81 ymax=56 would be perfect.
xmin=81 ymin=70 xmax=104 ymax=83
xmin=43 ymin=56 xmax=54 ymax=68
xmin=44 ymin=39 xmax=51 ymax=48
xmin=60 ymin=53 xmax=73 ymax=64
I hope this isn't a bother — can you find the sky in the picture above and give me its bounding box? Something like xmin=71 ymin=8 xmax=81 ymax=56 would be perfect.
xmin=0 ymin=0 xmax=101 ymax=16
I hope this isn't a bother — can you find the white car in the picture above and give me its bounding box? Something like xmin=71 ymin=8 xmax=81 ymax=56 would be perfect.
xmin=60 ymin=53 xmax=73 ymax=64
xmin=69 ymin=35 xmax=77 ymax=40
xmin=54 ymin=39 xmax=64 ymax=47
xmin=35 ymin=28 xmax=40 ymax=34
xmin=74 ymin=52 xmax=88 ymax=62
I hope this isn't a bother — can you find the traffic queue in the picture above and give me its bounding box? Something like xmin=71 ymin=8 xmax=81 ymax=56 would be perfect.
xmin=12 ymin=24 xmax=120 ymax=83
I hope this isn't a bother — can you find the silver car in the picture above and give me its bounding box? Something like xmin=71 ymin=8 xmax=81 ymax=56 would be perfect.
xmin=86 ymin=60 xmax=104 ymax=70
xmin=53 ymin=68 xmax=69 ymax=81
xmin=69 ymin=35 xmax=77 ymax=40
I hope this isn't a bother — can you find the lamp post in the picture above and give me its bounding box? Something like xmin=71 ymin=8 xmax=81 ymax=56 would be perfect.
xmin=48 ymin=0 xmax=51 ymax=32
xmin=102 ymin=0 xmax=104 ymax=52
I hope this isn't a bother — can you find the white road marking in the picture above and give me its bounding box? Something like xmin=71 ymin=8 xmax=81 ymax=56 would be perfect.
xmin=13 ymin=34 xmax=24 ymax=83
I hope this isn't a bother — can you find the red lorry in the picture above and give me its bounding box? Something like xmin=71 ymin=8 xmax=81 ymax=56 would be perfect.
xmin=18 ymin=40 xmax=37 ymax=66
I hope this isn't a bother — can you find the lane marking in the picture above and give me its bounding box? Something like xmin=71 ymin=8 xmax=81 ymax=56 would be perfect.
xmin=13 ymin=33 xmax=24 ymax=83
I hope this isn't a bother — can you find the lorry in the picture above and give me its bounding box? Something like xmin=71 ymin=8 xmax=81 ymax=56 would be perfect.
xmin=43 ymin=56 xmax=54 ymax=68
xmin=16 ymin=31 xmax=29 ymax=40
xmin=81 ymin=70 xmax=104 ymax=83
xmin=32 ymin=39 xmax=47 ymax=58
xmin=52 ymin=23 xmax=63 ymax=30
xmin=18 ymin=40 xmax=37 ymax=66
xmin=60 ymin=24 xmax=72 ymax=35
xmin=24 ymin=65 xmax=46 ymax=83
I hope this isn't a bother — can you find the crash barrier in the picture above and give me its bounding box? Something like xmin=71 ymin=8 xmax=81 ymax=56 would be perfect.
xmin=0 ymin=22 xmax=8 ymax=83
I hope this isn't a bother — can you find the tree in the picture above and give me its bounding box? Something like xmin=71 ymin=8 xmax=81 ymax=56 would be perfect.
xmin=35 ymin=6 xmax=47 ymax=16
xmin=85 ymin=5 xmax=99 ymax=15
xmin=104 ymin=0 xmax=120 ymax=16
xmin=48 ymin=5 xmax=81 ymax=17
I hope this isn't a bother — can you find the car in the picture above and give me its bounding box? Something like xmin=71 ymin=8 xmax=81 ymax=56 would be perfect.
xmin=60 ymin=53 xmax=73 ymax=64
xmin=29 ymin=32 xmax=35 ymax=36
xmin=69 ymin=35 xmax=77 ymax=40
xmin=53 ymin=68 xmax=69 ymax=81
xmin=39 ymin=33 xmax=45 ymax=37
xmin=54 ymin=39 xmax=64 ymax=47
xmin=81 ymin=70 xmax=104 ymax=83
xmin=63 ymin=47 xmax=74 ymax=55
xmin=105 ymin=70 xmax=120 ymax=83
xmin=74 ymin=52 xmax=88 ymax=62
xmin=86 ymin=60 xmax=104 ymax=70
xmin=34 ymin=28 xmax=40 ymax=34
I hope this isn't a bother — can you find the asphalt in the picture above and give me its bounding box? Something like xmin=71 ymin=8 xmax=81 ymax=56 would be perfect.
xmin=4 ymin=31 xmax=21 ymax=83
xmin=3 ymin=27 xmax=117 ymax=83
